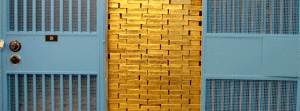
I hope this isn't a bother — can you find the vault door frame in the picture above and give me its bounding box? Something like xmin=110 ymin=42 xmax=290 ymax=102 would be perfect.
xmin=0 ymin=0 xmax=107 ymax=110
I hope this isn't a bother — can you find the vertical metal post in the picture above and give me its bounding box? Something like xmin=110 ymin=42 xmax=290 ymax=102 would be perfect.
xmin=6 ymin=75 xmax=11 ymax=111
xmin=296 ymin=79 xmax=300 ymax=111
xmin=261 ymin=81 xmax=265 ymax=111
xmin=212 ymin=79 xmax=215 ymax=111
xmin=69 ymin=0 xmax=72 ymax=31
xmin=279 ymin=0 xmax=283 ymax=34
xmin=78 ymin=75 xmax=81 ymax=110
xmin=263 ymin=0 xmax=266 ymax=33
xmin=42 ymin=75 xmax=45 ymax=111
xmin=227 ymin=0 xmax=231 ymax=33
xmin=78 ymin=0 xmax=81 ymax=32
xmin=24 ymin=74 xmax=28 ymax=111
xmin=15 ymin=74 xmax=19 ymax=111
xmin=60 ymin=74 xmax=64 ymax=111
xmin=230 ymin=80 xmax=234 ymax=111
xmin=231 ymin=0 xmax=235 ymax=32
xmin=33 ymin=74 xmax=37 ymax=111
xmin=201 ymin=78 xmax=206 ymax=111
xmin=236 ymin=0 xmax=240 ymax=33
xmin=270 ymin=0 xmax=274 ymax=34
xmin=249 ymin=81 xmax=252 ymax=110
xmin=277 ymin=81 xmax=281 ymax=111
xmin=258 ymin=81 xmax=262 ymax=111
xmin=69 ymin=74 xmax=72 ymax=111
xmin=100 ymin=0 xmax=106 ymax=108
xmin=252 ymin=0 xmax=257 ymax=33
xmin=287 ymin=81 xmax=290 ymax=111
xmin=202 ymin=0 xmax=207 ymax=35
xmin=97 ymin=0 xmax=104 ymax=109
xmin=51 ymin=74 xmax=55 ymax=111
xmin=239 ymin=81 xmax=242 ymax=111
xmin=218 ymin=0 xmax=221 ymax=33
xmin=245 ymin=0 xmax=249 ymax=33
xmin=289 ymin=0 xmax=293 ymax=34
xmin=260 ymin=0 xmax=264 ymax=33
xmin=268 ymin=81 xmax=271 ymax=111
xmin=251 ymin=0 xmax=254 ymax=33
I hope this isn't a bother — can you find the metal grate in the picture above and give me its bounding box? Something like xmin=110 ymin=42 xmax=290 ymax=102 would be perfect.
xmin=207 ymin=0 xmax=300 ymax=34
xmin=8 ymin=74 xmax=98 ymax=111
xmin=9 ymin=0 xmax=97 ymax=32
xmin=205 ymin=79 xmax=298 ymax=111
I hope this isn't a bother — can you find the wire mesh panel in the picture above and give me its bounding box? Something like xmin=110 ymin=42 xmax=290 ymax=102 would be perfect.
xmin=90 ymin=75 xmax=97 ymax=110
xmin=8 ymin=74 xmax=98 ymax=111
xmin=72 ymin=75 xmax=78 ymax=110
xmin=81 ymin=75 xmax=87 ymax=111
xmin=36 ymin=75 xmax=43 ymax=110
xmin=205 ymin=79 xmax=298 ymax=111
xmin=54 ymin=75 xmax=60 ymax=111
xmin=207 ymin=0 xmax=299 ymax=34
xmin=36 ymin=0 xmax=43 ymax=31
xmin=9 ymin=0 xmax=97 ymax=32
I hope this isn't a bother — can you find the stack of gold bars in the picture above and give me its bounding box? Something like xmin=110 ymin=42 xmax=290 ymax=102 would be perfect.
xmin=108 ymin=0 xmax=202 ymax=110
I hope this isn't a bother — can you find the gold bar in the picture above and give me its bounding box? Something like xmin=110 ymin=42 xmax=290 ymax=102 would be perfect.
xmin=149 ymin=0 xmax=169 ymax=4
xmin=142 ymin=4 xmax=163 ymax=9
xmin=148 ymin=9 xmax=168 ymax=14
xmin=171 ymin=0 xmax=191 ymax=4
xmin=128 ymin=8 xmax=148 ymax=13
xmin=163 ymin=4 xmax=183 ymax=9
xmin=109 ymin=9 xmax=127 ymax=13
xmin=122 ymin=13 xmax=142 ymax=19
xmin=128 ymin=0 xmax=148 ymax=3
xmin=120 ymin=3 xmax=141 ymax=8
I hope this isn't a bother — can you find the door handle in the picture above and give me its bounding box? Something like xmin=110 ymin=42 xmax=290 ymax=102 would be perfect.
xmin=0 ymin=40 xmax=4 ymax=49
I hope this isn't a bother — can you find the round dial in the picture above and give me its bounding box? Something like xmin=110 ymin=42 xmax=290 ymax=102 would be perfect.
xmin=10 ymin=40 xmax=21 ymax=52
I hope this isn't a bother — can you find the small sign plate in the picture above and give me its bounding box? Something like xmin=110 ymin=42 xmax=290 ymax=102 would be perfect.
xmin=45 ymin=35 xmax=58 ymax=41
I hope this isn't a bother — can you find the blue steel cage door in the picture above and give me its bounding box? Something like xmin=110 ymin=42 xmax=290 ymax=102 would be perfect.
xmin=202 ymin=0 xmax=300 ymax=111
xmin=0 ymin=0 xmax=106 ymax=111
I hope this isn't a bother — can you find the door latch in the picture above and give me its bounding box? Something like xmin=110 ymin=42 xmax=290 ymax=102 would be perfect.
xmin=10 ymin=54 xmax=21 ymax=66
xmin=0 ymin=40 xmax=4 ymax=49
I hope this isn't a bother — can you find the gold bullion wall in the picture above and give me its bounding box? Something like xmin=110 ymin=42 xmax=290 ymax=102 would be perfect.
xmin=108 ymin=0 xmax=202 ymax=110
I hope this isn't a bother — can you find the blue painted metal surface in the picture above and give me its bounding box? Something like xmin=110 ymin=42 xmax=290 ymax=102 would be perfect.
xmin=0 ymin=0 xmax=2 ymax=109
xmin=202 ymin=0 xmax=300 ymax=110
xmin=0 ymin=0 xmax=106 ymax=110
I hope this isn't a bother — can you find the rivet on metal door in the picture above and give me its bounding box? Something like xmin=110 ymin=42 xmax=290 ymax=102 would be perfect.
xmin=0 ymin=0 xmax=106 ymax=110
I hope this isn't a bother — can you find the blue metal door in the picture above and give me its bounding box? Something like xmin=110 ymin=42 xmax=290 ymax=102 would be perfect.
xmin=0 ymin=0 xmax=106 ymax=110
xmin=202 ymin=0 xmax=300 ymax=110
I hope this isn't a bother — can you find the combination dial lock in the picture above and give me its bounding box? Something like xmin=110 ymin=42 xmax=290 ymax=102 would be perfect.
xmin=10 ymin=40 xmax=21 ymax=52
